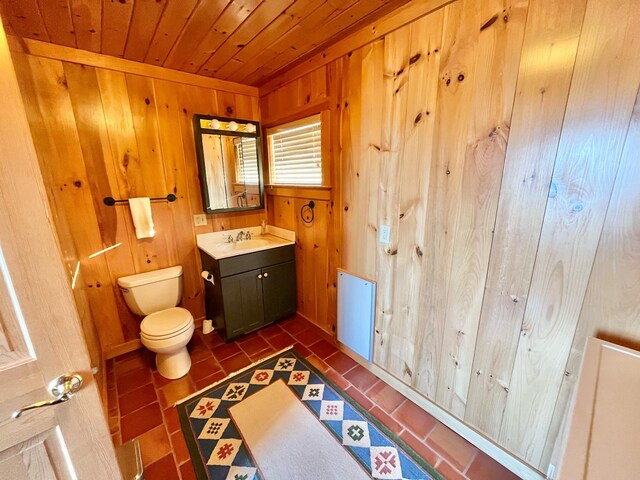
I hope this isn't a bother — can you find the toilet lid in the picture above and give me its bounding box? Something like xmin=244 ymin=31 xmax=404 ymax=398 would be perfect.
xmin=141 ymin=307 xmax=193 ymax=337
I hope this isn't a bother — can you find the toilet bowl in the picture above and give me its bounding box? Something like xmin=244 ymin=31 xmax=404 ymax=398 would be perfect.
xmin=117 ymin=266 xmax=195 ymax=379
xmin=140 ymin=307 xmax=195 ymax=379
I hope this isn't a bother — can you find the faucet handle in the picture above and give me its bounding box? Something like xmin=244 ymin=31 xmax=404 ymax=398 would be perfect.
xmin=246 ymin=231 xmax=252 ymax=240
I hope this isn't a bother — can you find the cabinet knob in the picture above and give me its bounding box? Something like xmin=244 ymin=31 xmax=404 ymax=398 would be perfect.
xmin=258 ymin=274 xmax=263 ymax=279
xmin=263 ymin=272 xmax=269 ymax=278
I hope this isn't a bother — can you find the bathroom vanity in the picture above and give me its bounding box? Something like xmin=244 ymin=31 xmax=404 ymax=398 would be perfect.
xmin=197 ymin=226 xmax=296 ymax=341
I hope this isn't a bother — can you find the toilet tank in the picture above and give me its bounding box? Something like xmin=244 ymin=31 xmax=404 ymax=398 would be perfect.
xmin=117 ymin=266 xmax=183 ymax=316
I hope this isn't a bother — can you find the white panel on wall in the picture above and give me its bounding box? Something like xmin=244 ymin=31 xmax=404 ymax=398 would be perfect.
xmin=337 ymin=269 xmax=376 ymax=362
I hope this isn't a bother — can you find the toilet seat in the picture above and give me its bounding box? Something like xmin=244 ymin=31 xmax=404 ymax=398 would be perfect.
xmin=141 ymin=307 xmax=193 ymax=339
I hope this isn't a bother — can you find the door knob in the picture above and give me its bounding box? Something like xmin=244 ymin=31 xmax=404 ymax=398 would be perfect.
xmin=12 ymin=373 xmax=83 ymax=419
xmin=257 ymin=274 xmax=263 ymax=279
xmin=263 ymin=273 xmax=269 ymax=278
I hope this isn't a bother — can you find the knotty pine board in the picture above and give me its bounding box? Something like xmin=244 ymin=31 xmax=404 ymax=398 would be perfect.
xmin=383 ymin=12 xmax=444 ymax=390
xmin=464 ymin=0 xmax=588 ymax=440
xmin=144 ymin=0 xmax=197 ymax=65
xmin=540 ymin=90 xmax=640 ymax=469
xmin=101 ymin=0 xmax=135 ymax=58
xmin=372 ymin=23 xmax=412 ymax=383
xmin=38 ymin=0 xmax=75 ymax=48
xmin=398 ymin=13 xmax=443 ymax=400
xmin=123 ymin=0 xmax=167 ymax=62
xmin=70 ymin=0 xmax=102 ymax=53
xmin=435 ymin=0 xmax=527 ymax=416
xmin=7 ymin=0 xmax=51 ymax=42
xmin=326 ymin=58 xmax=345 ymax=335
xmin=497 ymin=0 xmax=640 ymax=465
xmin=341 ymin=47 xmax=368 ymax=281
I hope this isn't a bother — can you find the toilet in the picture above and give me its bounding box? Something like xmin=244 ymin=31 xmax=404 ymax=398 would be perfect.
xmin=117 ymin=266 xmax=195 ymax=379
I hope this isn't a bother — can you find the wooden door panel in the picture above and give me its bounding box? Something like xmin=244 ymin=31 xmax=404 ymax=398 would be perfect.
xmin=0 ymin=255 xmax=34 ymax=365
xmin=0 ymin=429 xmax=73 ymax=479
xmin=0 ymin=226 xmax=59 ymax=460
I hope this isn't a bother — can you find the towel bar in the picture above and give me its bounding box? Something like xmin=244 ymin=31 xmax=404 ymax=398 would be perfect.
xmin=103 ymin=194 xmax=177 ymax=206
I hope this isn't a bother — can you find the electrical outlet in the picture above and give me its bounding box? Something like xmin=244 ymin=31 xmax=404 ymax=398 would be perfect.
xmin=379 ymin=224 xmax=391 ymax=243
xmin=193 ymin=214 xmax=207 ymax=227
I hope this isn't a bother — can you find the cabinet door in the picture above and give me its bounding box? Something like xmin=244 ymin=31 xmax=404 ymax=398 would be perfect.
xmin=221 ymin=268 xmax=264 ymax=339
xmin=262 ymin=261 xmax=297 ymax=324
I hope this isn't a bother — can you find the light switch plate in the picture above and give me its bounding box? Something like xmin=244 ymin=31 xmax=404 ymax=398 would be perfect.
xmin=193 ymin=214 xmax=207 ymax=227
xmin=379 ymin=224 xmax=391 ymax=243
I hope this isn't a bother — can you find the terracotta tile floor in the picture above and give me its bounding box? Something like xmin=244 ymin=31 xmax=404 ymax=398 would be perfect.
xmin=107 ymin=315 xmax=520 ymax=480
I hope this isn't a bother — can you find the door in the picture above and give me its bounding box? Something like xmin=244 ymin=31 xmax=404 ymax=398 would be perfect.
xmin=221 ymin=268 xmax=264 ymax=338
xmin=262 ymin=261 xmax=297 ymax=324
xmin=0 ymin=20 xmax=121 ymax=480
xmin=556 ymin=338 xmax=640 ymax=479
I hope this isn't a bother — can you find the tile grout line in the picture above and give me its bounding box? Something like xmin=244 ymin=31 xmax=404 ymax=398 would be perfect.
xmin=389 ymin=397 xmax=407 ymax=417
xmin=422 ymin=420 xmax=439 ymax=441
xmin=463 ymin=450 xmax=479 ymax=476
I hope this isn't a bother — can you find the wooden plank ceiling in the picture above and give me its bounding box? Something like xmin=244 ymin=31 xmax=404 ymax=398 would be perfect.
xmin=0 ymin=0 xmax=410 ymax=86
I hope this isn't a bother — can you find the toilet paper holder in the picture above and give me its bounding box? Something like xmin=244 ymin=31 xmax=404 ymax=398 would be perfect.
xmin=201 ymin=270 xmax=215 ymax=285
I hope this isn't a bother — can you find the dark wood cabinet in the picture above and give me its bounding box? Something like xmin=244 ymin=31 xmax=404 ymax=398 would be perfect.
xmin=200 ymin=245 xmax=296 ymax=341
xmin=262 ymin=261 xmax=297 ymax=324
xmin=220 ymin=268 xmax=265 ymax=338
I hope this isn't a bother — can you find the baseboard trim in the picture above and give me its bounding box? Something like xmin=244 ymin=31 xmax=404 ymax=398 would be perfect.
xmin=337 ymin=343 xmax=545 ymax=480
xmin=295 ymin=311 xmax=334 ymax=338
xmin=105 ymin=339 xmax=141 ymax=359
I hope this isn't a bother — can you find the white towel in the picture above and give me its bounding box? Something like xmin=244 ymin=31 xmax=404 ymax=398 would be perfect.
xmin=129 ymin=197 xmax=155 ymax=239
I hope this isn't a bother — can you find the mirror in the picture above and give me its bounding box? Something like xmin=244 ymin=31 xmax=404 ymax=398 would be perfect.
xmin=193 ymin=114 xmax=264 ymax=213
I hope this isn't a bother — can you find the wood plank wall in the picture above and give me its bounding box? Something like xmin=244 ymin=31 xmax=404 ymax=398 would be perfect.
xmin=10 ymin=47 xmax=264 ymax=358
xmin=260 ymin=0 xmax=640 ymax=471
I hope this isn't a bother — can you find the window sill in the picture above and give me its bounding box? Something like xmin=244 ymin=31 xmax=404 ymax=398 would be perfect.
xmin=265 ymin=185 xmax=332 ymax=201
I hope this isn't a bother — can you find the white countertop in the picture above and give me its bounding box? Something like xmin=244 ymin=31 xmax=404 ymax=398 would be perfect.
xmin=197 ymin=225 xmax=295 ymax=260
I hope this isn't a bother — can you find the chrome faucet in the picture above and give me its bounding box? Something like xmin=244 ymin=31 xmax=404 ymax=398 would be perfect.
xmin=236 ymin=231 xmax=245 ymax=242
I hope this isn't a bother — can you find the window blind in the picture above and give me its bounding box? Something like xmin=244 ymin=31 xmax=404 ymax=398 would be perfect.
xmin=268 ymin=115 xmax=322 ymax=185
xmin=235 ymin=137 xmax=259 ymax=184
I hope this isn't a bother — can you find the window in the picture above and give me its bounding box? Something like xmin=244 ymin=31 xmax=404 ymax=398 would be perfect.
xmin=267 ymin=114 xmax=322 ymax=186
xmin=234 ymin=137 xmax=259 ymax=184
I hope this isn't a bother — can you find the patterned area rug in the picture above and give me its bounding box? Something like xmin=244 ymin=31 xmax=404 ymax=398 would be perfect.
xmin=177 ymin=347 xmax=443 ymax=480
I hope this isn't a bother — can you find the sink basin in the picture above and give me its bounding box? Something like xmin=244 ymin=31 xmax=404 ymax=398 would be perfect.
xmin=203 ymin=238 xmax=274 ymax=255
xmin=197 ymin=226 xmax=295 ymax=260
